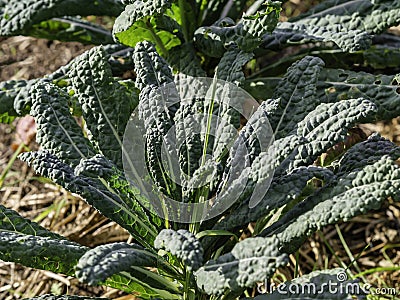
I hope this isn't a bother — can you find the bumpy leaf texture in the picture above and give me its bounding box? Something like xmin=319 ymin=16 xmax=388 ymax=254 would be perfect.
xmin=76 ymin=242 xmax=157 ymax=285
xmin=262 ymin=157 xmax=400 ymax=253
xmin=68 ymin=46 xmax=133 ymax=167
xmin=194 ymin=1 xmax=281 ymax=56
xmin=263 ymin=0 xmax=400 ymax=52
xmin=0 ymin=78 xmax=39 ymax=118
xmin=334 ymin=133 xmax=400 ymax=175
xmin=275 ymin=98 xmax=377 ymax=175
xmin=211 ymin=166 xmax=334 ymax=236
xmin=205 ymin=97 xmax=375 ymax=240
xmin=264 ymin=21 xmax=370 ymax=52
xmin=216 ymin=45 xmax=254 ymax=85
xmin=133 ymin=41 xmax=174 ymax=90
xmin=0 ymin=231 xmax=87 ymax=276
xmin=0 ymin=0 xmax=123 ymax=36
xmin=75 ymin=154 xmax=163 ymax=228
xmin=266 ymin=56 xmax=325 ymax=139
xmin=290 ymin=0 xmax=400 ymax=34
xmin=29 ymin=83 xmax=95 ymax=167
xmin=0 ymin=204 xmax=65 ymax=240
xmin=113 ymin=0 xmax=177 ymax=50
xmin=195 ymin=236 xmax=288 ymax=295
xmin=155 ymin=229 xmax=204 ymax=271
xmin=20 ymin=151 xmax=159 ymax=250
xmin=202 ymin=56 xmax=378 ymax=254
xmin=318 ymin=68 xmax=400 ymax=120
xmin=133 ymin=42 xmax=182 ymax=200
xmin=167 ymin=43 xmax=206 ymax=77
xmin=16 ymin=45 xmax=163 ymax=249
xmin=0 ymin=45 xmax=140 ymax=124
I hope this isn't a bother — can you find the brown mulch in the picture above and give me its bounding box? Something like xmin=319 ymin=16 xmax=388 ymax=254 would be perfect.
xmin=0 ymin=37 xmax=90 ymax=80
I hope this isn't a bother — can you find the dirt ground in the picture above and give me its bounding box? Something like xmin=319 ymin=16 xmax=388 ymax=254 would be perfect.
xmin=0 ymin=35 xmax=400 ymax=300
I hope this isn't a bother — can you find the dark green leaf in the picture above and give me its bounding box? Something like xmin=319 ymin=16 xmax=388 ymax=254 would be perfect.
xmin=0 ymin=231 xmax=87 ymax=276
xmin=0 ymin=0 xmax=123 ymax=36
xmin=112 ymin=0 xmax=178 ymax=52
xmin=318 ymin=68 xmax=400 ymax=120
xmin=0 ymin=204 xmax=65 ymax=240
xmin=262 ymin=157 xmax=400 ymax=253
xmin=195 ymin=236 xmax=287 ymax=295
xmin=19 ymin=151 xmax=159 ymax=249
xmin=30 ymin=83 xmax=95 ymax=167
xmin=155 ymin=229 xmax=204 ymax=271
xmin=68 ymin=46 xmax=134 ymax=167
xmin=76 ymin=242 xmax=157 ymax=285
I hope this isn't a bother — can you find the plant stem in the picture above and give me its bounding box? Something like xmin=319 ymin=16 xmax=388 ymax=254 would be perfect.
xmin=246 ymin=0 xmax=265 ymax=15
xmin=183 ymin=268 xmax=192 ymax=300
xmin=145 ymin=18 xmax=168 ymax=56
xmin=197 ymin=0 xmax=207 ymax=26
xmin=335 ymin=224 xmax=366 ymax=282
xmin=179 ymin=0 xmax=188 ymax=41
xmin=353 ymin=266 xmax=400 ymax=278
xmin=179 ymin=0 xmax=191 ymax=42
xmin=0 ymin=142 xmax=28 ymax=189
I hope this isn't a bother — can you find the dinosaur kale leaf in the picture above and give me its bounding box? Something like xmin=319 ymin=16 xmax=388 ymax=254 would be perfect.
xmin=133 ymin=41 xmax=174 ymax=89
xmin=0 ymin=231 xmax=87 ymax=276
xmin=19 ymin=79 xmax=160 ymax=249
xmin=195 ymin=236 xmax=288 ymax=296
xmin=76 ymin=242 xmax=157 ymax=285
xmin=290 ymin=0 xmax=400 ymax=35
xmin=75 ymin=241 xmax=181 ymax=299
xmin=266 ymin=55 xmax=325 ymax=139
xmin=0 ymin=204 xmax=65 ymax=240
xmin=0 ymin=78 xmax=39 ymax=120
xmin=68 ymin=46 xmax=135 ymax=167
xmin=264 ymin=21 xmax=371 ymax=52
xmin=216 ymin=46 xmax=254 ymax=85
xmin=263 ymin=0 xmax=400 ymax=52
xmin=113 ymin=0 xmax=179 ymax=54
xmin=335 ymin=133 xmax=400 ymax=175
xmin=205 ymin=97 xmax=375 ymax=239
xmin=167 ymin=43 xmax=206 ymax=77
xmin=318 ymin=68 xmax=400 ymax=120
xmin=155 ymin=229 xmax=204 ymax=271
xmin=20 ymin=150 xmax=159 ymax=250
xmin=29 ymin=83 xmax=95 ymax=167
xmin=194 ymin=1 xmax=281 ymax=56
xmin=261 ymin=157 xmax=400 ymax=253
xmin=0 ymin=0 xmax=123 ymax=40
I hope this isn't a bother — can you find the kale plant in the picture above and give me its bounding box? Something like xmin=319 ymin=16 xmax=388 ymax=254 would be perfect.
xmin=1 ymin=0 xmax=400 ymax=299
